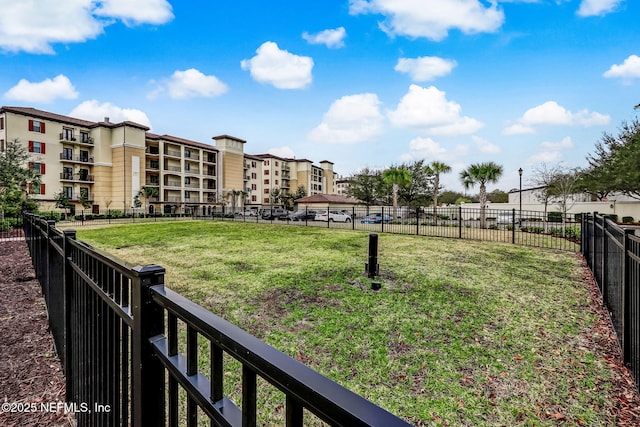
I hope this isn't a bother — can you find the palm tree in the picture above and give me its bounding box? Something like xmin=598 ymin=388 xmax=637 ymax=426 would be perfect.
xmin=459 ymin=162 xmax=503 ymax=228
xmin=382 ymin=166 xmax=411 ymax=218
xmin=138 ymin=186 xmax=159 ymax=215
xmin=425 ymin=161 xmax=451 ymax=224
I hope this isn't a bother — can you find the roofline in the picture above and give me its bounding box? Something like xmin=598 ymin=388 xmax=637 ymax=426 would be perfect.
xmin=212 ymin=134 xmax=246 ymax=143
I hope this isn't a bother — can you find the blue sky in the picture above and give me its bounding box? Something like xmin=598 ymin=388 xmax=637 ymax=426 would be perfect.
xmin=1 ymin=0 xmax=638 ymax=193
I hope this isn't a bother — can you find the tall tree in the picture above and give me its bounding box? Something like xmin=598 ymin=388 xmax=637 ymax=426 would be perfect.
xmin=0 ymin=138 xmax=39 ymax=214
xmin=382 ymin=166 xmax=411 ymax=218
xmin=460 ymin=162 xmax=503 ymax=228
xmin=397 ymin=160 xmax=433 ymax=208
xmin=529 ymin=163 xmax=563 ymax=221
xmin=138 ymin=186 xmax=159 ymax=214
xmin=424 ymin=161 xmax=451 ymax=223
xmin=346 ymin=167 xmax=384 ymax=208
xmin=586 ymin=118 xmax=640 ymax=200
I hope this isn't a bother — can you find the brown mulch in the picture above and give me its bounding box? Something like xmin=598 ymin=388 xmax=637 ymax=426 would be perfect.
xmin=0 ymin=239 xmax=639 ymax=425
xmin=0 ymin=240 xmax=74 ymax=427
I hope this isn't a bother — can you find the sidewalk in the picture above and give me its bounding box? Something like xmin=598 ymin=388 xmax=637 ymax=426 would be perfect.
xmin=0 ymin=239 xmax=73 ymax=427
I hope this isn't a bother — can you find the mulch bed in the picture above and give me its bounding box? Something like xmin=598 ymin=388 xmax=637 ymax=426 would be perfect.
xmin=0 ymin=240 xmax=73 ymax=427
xmin=0 ymin=239 xmax=640 ymax=425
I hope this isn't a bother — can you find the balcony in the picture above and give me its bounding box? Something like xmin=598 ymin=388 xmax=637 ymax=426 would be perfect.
xmin=184 ymin=168 xmax=201 ymax=175
xmin=184 ymin=183 xmax=200 ymax=189
xmin=146 ymin=163 xmax=160 ymax=170
xmin=145 ymin=180 xmax=160 ymax=186
xmin=165 ymin=149 xmax=181 ymax=157
xmin=165 ymin=180 xmax=181 ymax=188
xmin=204 ymin=154 xmax=216 ymax=164
xmin=60 ymin=133 xmax=94 ymax=145
xmin=60 ymin=173 xmax=94 ymax=183
xmin=166 ymin=196 xmax=181 ymax=202
xmin=147 ymin=147 xmax=160 ymax=156
xmin=205 ymin=168 xmax=216 ymax=176
xmin=60 ymin=153 xmax=94 ymax=164
xmin=70 ymin=193 xmax=94 ymax=202
xmin=164 ymin=166 xmax=181 ymax=172
xmin=184 ymin=152 xmax=200 ymax=161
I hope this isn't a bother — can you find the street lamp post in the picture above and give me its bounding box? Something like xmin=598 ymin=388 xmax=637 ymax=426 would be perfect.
xmin=518 ymin=168 xmax=523 ymax=219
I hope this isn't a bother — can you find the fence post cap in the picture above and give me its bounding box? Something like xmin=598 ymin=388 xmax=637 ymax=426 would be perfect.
xmin=132 ymin=264 xmax=166 ymax=275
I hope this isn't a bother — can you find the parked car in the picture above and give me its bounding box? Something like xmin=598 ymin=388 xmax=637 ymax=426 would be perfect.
xmin=314 ymin=210 xmax=352 ymax=223
xmin=496 ymin=211 xmax=521 ymax=225
xmin=237 ymin=209 xmax=257 ymax=217
xmin=261 ymin=208 xmax=289 ymax=220
xmin=288 ymin=209 xmax=317 ymax=221
xmin=360 ymin=213 xmax=393 ymax=224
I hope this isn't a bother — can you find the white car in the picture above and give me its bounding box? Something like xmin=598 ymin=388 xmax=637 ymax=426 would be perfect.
xmin=314 ymin=210 xmax=352 ymax=223
xmin=496 ymin=211 xmax=521 ymax=225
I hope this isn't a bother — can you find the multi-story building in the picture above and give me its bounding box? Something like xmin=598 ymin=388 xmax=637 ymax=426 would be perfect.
xmin=1 ymin=106 xmax=337 ymax=214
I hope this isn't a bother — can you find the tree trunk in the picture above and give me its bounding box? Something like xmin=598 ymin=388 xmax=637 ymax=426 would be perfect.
xmin=479 ymin=183 xmax=487 ymax=229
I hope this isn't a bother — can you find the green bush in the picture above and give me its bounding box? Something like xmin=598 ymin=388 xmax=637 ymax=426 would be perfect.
xmin=622 ymin=216 xmax=635 ymax=223
xmin=521 ymin=226 xmax=544 ymax=234
xmin=37 ymin=211 xmax=62 ymax=222
xmin=549 ymin=226 xmax=580 ymax=239
xmin=547 ymin=212 xmax=563 ymax=222
xmin=573 ymin=213 xmax=582 ymax=223
xmin=488 ymin=224 xmax=499 ymax=230
xmin=606 ymin=214 xmax=618 ymax=222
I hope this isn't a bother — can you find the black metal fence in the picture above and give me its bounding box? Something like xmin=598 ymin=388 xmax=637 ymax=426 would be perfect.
xmin=581 ymin=212 xmax=640 ymax=391
xmin=22 ymin=213 xmax=410 ymax=426
xmin=0 ymin=212 xmax=23 ymax=240
xmin=53 ymin=205 xmax=581 ymax=251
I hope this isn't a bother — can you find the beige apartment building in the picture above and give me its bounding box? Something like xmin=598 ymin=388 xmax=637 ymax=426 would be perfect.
xmin=0 ymin=106 xmax=337 ymax=214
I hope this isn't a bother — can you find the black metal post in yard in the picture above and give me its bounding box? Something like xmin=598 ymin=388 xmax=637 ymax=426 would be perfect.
xmin=63 ymin=229 xmax=76 ymax=402
xmin=518 ymin=167 xmax=523 ymax=220
xmin=623 ymin=228 xmax=634 ymax=364
xmin=366 ymin=233 xmax=379 ymax=279
xmin=512 ymin=208 xmax=516 ymax=244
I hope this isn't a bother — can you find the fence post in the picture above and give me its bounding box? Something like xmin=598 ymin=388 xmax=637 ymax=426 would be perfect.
xmin=591 ymin=212 xmax=597 ymax=273
xmin=381 ymin=206 xmax=385 ymax=233
xmin=512 ymin=208 xmax=516 ymax=244
xmin=131 ymin=264 xmax=166 ymax=427
xmin=327 ymin=205 xmax=330 ymax=228
xmin=63 ymin=229 xmax=76 ymax=400
xmin=458 ymin=206 xmax=462 ymax=239
xmin=623 ymin=228 xmax=634 ymax=364
xmin=601 ymin=215 xmax=607 ymax=298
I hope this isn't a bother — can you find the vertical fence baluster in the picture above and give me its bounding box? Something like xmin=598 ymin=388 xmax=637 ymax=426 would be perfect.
xmin=286 ymin=395 xmax=303 ymax=427
xmin=242 ymin=365 xmax=257 ymax=427
xmin=187 ymin=325 xmax=198 ymax=426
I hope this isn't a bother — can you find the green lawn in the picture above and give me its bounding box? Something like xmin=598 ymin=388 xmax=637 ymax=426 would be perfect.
xmin=78 ymin=220 xmax=617 ymax=426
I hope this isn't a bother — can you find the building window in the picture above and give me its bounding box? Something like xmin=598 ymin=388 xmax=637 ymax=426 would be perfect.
xmin=264 ymin=160 xmax=269 ymax=166
xmin=28 ymin=141 xmax=46 ymax=153
xmin=275 ymin=180 xmax=279 ymax=185
xmin=263 ymin=198 xmax=270 ymax=203
xmin=184 ymin=191 xmax=191 ymax=199
xmin=185 ymin=163 xmax=190 ymax=171
xmin=80 ymin=132 xmax=90 ymax=143
xmin=29 ymin=182 xmax=45 ymax=195
xmin=263 ymin=179 xmax=269 ymax=185
xmin=251 ymin=195 xmax=257 ymax=202
xmin=264 ymin=170 xmax=269 ymax=175
xmin=251 ymin=161 xmax=256 ymax=168
xmin=275 ymin=170 xmax=279 ymax=176
xmin=251 ymin=173 xmax=256 ymax=179
xmin=1 ymin=139 xmax=4 ymax=152
xmin=62 ymin=128 xmax=74 ymax=141
xmin=275 ymin=161 xmax=279 ymax=166
xmin=185 ymin=150 xmax=191 ymax=158
xmin=264 ymin=189 xmax=269 ymax=194
xmin=29 ymin=120 xmax=45 ymax=133
xmin=251 ymin=184 xmax=256 ymax=190
xmin=185 ymin=177 xmax=191 ymax=185
xmin=63 ymin=186 xmax=73 ymax=199
xmin=0 ymin=117 xmax=4 ymax=129
xmin=29 ymin=162 xmax=45 ymax=174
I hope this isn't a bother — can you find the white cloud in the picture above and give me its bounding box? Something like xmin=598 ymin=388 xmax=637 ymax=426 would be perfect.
xmin=302 ymin=27 xmax=346 ymax=48
xmin=387 ymin=85 xmax=483 ymax=136
xmin=69 ymin=100 xmax=152 ymax=128
xmin=349 ymin=0 xmax=504 ymax=41
xmin=503 ymin=101 xmax=610 ymax=134
xmin=0 ymin=0 xmax=173 ymax=54
xmin=4 ymin=74 xmax=79 ymax=103
xmin=395 ymin=56 xmax=457 ymax=81
xmin=526 ymin=136 xmax=574 ymax=166
xmin=472 ymin=135 xmax=501 ymax=153
xmin=540 ymin=136 xmax=573 ymax=150
xmin=577 ymin=0 xmax=623 ymax=17
xmin=399 ymin=136 xmax=469 ymax=162
xmin=267 ymin=146 xmax=296 ymax=158
xmin=241 ymin=42 xmax=313 ymax=89
xmin=603 ymin=55 xmax=640 ymax=81
xmin=93 ymin=0 xmax=174 ymax=25
xmin=149 ymin=68 xmax=228 ymax=99
xmin=308 ymin=93 xmax=384 ymax=144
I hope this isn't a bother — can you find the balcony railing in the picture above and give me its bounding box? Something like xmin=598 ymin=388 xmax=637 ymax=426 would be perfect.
xmin=204 ymin=154 xmax=216 ymax=164
xmin=69 ymin=193 xmax=94 ymax=201
xmin=60 ymin=173 xmax=94 ymax=182
xmin=184 ymin=153 xmax=200 ymax=160
xmin=165 ymin=180 xmax=181 ymax=188
xmin=145 ymin=181 xmax=160 ymax=186
xmin=165 ymin=149 xmax=181 ymax=157
xmin=166 ymin=196 xmax=181 ymax=202
xmin=60 ymin=153 xmax=94 ymax=163
xmin=146 ymin=163 xmax=160 ymax=170
xmin=164 ymin=166 xmax=181 ymax=172
xmin=184 ymin=183 xmax=200 ymax=189
xmin=184 ymin=168 xmax=201 ymax=175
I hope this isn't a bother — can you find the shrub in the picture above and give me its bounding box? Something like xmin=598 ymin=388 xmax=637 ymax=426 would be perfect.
xmin=521 ymin=226 xmax=544 ymax=234
xmin=549 ymin=226 xmax=580 ymax=239
xmin=573 ymin=213 xmax=582 ymax=223
xmin=37 ymin=211 xmax=62 ymax=222
xmin=623 ymin=216 xmax=635 ymax=223
xmin=488 ymin=224 xmax=499 ymax=230
xmin=547 ymin=212 xmax=563 ymax=223
xmin=606 ymin=214 xmax=618 ymax=223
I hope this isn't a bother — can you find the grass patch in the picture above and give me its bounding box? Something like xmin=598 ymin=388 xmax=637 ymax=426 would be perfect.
xmin=78 ymin=221 xmax=615 ymax=425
